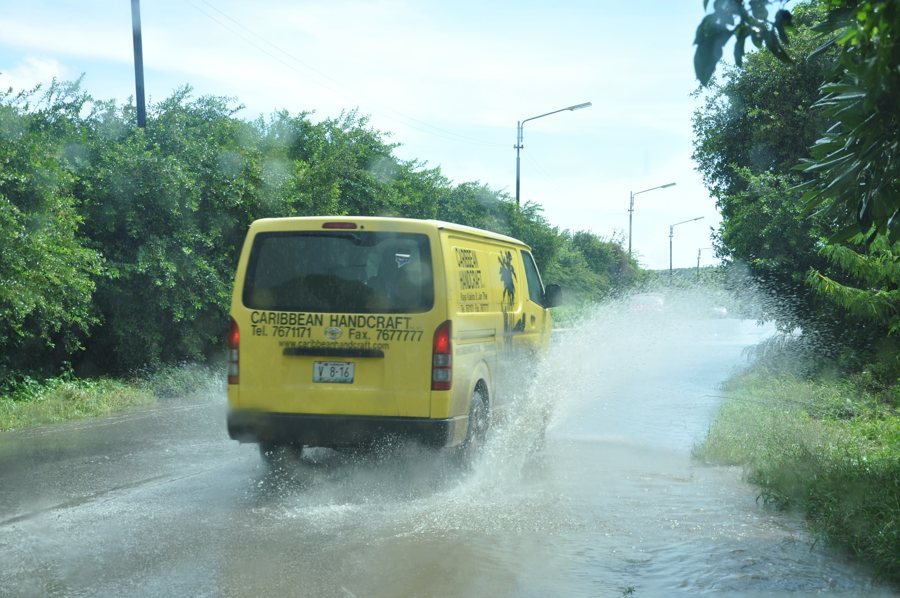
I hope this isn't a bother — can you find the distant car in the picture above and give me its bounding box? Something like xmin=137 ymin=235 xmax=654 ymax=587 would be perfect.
xmin=709 ymin=305 xmax=728 ymax=318
xmin=628 ymin=292 xmax=665 ymax=313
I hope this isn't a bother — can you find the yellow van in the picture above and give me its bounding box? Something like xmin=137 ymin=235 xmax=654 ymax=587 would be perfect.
xmin=226 ymin=216 xmax=560 ymax=463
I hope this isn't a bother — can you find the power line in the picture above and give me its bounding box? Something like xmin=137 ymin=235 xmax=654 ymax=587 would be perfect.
xmin=187 ymin=1 xmax=505 ymax=148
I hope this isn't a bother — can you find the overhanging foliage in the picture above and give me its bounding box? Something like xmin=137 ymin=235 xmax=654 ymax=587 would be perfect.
xmin=694 ymin=0 xmax=899 ymax=245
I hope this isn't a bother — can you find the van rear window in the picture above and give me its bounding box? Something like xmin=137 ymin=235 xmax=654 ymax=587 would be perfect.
xmin=242 ymin=231 xmax=434 ymax=313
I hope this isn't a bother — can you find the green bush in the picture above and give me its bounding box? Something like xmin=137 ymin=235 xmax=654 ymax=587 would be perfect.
xmin=695 ymin=368 xmax=900 ymax=582
xmin=0 ymin=82 xmax=638 ymax=380
xmin=0 ymin=363 xmax=223 ymax=431
xmin=0 ymin=376 xmax=154 ymax=431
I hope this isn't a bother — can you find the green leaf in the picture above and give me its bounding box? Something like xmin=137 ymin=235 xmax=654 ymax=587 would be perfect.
xmin=763 ymin=29 xmax=792 ymax=62
xmin=749 ymin=0 xmax=768 ymax=21
xmin=734 ymin=25 xmax=750 ymax=67
xmin=694 ymin=14 xmax=733 ymax=85
xmin=774 ymin=9 xmax=793 ymax=44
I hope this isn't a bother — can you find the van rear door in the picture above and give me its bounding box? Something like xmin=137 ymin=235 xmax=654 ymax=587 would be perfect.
xmin=235 ymin=228 xmax=436 ymax=418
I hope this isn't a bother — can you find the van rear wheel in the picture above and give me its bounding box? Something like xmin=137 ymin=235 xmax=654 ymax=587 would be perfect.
xmin=259 ymin=442 xmax=303 ymax=466
xmin=456 ymin=384 xmax=489 ymax=467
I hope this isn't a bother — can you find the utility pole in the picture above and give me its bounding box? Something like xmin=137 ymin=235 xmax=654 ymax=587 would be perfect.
xmin=131 ymin=0 xmax=146 ymax=128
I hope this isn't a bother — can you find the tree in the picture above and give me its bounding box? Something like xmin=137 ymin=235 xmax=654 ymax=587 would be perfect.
xmin=387 ymin=160 xmax=449 ymax=220
xmin=544 ymin=231 xmax=641 ymax=301
xmin=0 ymin=81 xmax=102 ymax=379
xmin=436 ymin=181 xmax=511 ymax=232
xmin=693 ymin=1 xmax=898 ymax=377
xmin=807 ymin=236 xmax=900 ymax=337
xmin=76 ymin=89 xmax=272 ymax=373
xmin=0 ymin=79 xmax=639 ymax=381
xmin=544 ymin=238 xmax=605 ymax=299
xmin=694 ymin=0 xmax=899 ymax=244
xmin=693 ymin=5 xmax=835 ymax=330
xmin=293 ymin=110 xmax=402 ymax=217
xmin=570 ymin=230 xmax=641 ymax=290
xmin=495 ymin=201 xmax=563 ymax=271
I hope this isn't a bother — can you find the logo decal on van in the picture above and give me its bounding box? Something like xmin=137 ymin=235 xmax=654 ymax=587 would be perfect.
xmin=499 ymin=251 xmax=517 ymax=307
xmin=324 ymin=326 xmax=343 ymax=341
xmin=499 ymin=251 xmax=526 ymax=345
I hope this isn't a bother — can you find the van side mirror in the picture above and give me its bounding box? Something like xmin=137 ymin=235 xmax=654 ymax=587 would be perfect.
xmin=544 ymin=284 xmax=562 ymax=307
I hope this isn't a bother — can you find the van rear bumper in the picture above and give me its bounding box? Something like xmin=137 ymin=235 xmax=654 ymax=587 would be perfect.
xmin=227 ymin=409 xmax=464 ymax=449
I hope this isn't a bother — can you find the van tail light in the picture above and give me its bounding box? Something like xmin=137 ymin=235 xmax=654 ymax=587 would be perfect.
xmin=227 ymin=317 xmax=240 ymax=385
xmin=431 ymin=320 xmax=452 ymax=391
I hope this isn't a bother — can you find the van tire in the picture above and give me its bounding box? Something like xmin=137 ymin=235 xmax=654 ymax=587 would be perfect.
xmin=456 ymin=383 xmax=489 ymax=468
xmin=259 ymin=442 xmax=303 ymax=466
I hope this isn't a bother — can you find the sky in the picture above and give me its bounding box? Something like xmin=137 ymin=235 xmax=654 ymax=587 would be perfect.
xmin=0 ymin=0 xmax=723 ymax=271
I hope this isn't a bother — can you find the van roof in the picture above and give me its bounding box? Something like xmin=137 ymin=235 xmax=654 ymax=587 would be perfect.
xmin=249 ymin=216 xmax=529 ymax=248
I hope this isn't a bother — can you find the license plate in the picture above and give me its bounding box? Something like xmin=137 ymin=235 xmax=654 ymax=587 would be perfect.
xmin=313 ymin=361 xmax=355 ymax=383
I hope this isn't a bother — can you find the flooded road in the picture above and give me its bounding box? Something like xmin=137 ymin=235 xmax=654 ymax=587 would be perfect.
xmin=0 ymin=309 xmax=895 ymax=597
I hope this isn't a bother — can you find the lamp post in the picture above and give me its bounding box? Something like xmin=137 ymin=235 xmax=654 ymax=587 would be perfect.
xmin=697 ymin=247 xmax=713 ymax=274
xmin=515 ymin=102 xmax=592 ymax=206
xmin=628 ymin=182 xmax=676 ymax=256
xmin=669 ymin=216 xmax=704 ymax=277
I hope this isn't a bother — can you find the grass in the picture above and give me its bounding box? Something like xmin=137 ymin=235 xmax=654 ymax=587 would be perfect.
xmin=0 ymin=363 xmax=223 ymax=432
xmin=0 ymin=377 xmax=154 ymax=431
xmin=694 ymin=367 xmax=900 ymax=583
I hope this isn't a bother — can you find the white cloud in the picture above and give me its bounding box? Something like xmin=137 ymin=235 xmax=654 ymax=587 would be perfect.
xmin=0 ymin=16 xmax=132 ymax=64
xmin=0 ymin=56 xmax=68 ymax=92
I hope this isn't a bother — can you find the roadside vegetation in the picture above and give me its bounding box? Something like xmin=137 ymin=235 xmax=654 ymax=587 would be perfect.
xmin=694 ymin=344 xmax=899 ymax=582
xmin=0 ymin=363 xmax=223 ymax=432
xmin=0 ymin=375 xmax=153 ymax=431
xmin=692 ymin=0 xmax=899 ymax=583
xmin=0 ymin=76 xmax=640 ymax=430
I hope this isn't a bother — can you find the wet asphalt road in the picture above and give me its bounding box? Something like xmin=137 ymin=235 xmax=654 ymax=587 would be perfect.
xmin=0 ymin=315 xmax=895 ymax=597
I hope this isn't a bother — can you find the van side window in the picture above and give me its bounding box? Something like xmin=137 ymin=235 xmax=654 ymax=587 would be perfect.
xmin=520 ymin=251 xmax=545 ymax=306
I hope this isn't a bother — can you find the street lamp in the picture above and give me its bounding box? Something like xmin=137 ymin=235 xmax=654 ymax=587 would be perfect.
xmin=515 ymin=102 xmax=592 ymax=206
xmin=697 ymin=246 xmax=714 ymax=273
xmin=669 ymin=216 xmax=704 ymax=277
xmin=628 ymin=182 xmax=676 ymax=255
